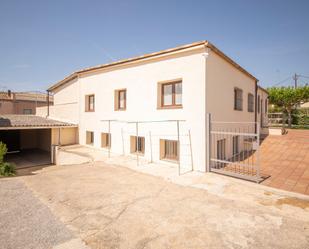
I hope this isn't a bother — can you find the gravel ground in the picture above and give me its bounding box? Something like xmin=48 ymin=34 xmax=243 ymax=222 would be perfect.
xmin=0 ymin=178 xmax=88 ymax=249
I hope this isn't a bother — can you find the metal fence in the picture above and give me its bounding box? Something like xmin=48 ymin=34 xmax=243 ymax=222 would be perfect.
xmin=100 ymin=119 xmax=194 ymax=175
xmin=207 ymin=115 xmax=262 ymax=183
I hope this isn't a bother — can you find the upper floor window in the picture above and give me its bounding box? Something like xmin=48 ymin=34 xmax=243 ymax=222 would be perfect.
xmin=234 ymin=88 xmax=243 ymax=111
xmin=247 ymin=93 xmax=254 ymax=112
xmin=23 ymin=109 xmax=33 ymax=114
xmin=114 ymin=89 xmax=126 ymax=111
xmin=158 ymin=80 xmax=182 ymax=109
xmin=85 ymin=94 xmax=95 ymax=112
xmin=257 ymin=95 xmax=260 ymax=113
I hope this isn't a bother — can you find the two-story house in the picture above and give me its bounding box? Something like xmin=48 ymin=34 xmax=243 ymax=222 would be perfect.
xmin=38 ymin=41 xmax=268 ymax=176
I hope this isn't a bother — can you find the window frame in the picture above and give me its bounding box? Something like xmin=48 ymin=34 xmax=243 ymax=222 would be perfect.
xmin=23 ymin=109 xmax=33 ymax=114
xmin=247 ymin=93 xmax=254 ymax=112
xmin=265 ymin=99 xmax=268 ymax=113
xmin=217 ymin=139 xmax=226 ymax=160
xmin=160 ymin=139 xmax=179 ymax=162
xmin=101 ymin=132 xmax=111 ymax=148
xmin=130 ymin=136 xmax=145 ymax=155
xmin=234 ymin=87 xmax=243 ymax=111
xmin=158 ymin=79 xmax=182 ymax=109
xmin=85 ymin=94 xmax=95 ymax=112
xmin=86 ymin=131 xmax=94 ymax=145
xmin=232 ymin=136 xmax=239 ymax=155
xmin=114 ymin=89 xmax=127 ymax=111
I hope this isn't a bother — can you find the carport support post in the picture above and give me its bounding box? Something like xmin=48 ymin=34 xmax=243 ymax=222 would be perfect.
xmin=58 ymin=128 xmax=61 ymax=146
xmin=136 ymin=122 xmax=139 ymax=166
xmin=177 ymin=120 xmax=180 ymax=176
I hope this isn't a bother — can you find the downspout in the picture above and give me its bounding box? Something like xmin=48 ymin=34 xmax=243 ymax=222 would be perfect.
xmin=203 ymin=43 xmax=210 ymax=172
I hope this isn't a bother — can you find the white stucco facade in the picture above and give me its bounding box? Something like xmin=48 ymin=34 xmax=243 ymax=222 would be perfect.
xmin=43 ymin=41 xmax=268 ymax=172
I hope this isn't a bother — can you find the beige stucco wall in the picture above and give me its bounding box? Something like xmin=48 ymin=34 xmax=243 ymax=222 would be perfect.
xmin=37 ymin=78 xmax=80 ymax=123
xmin=206 ymin=49 xmax=258 ymax=160
xmin=52 ymin=46 xmax=207 ymax=171
xmin=206 ymin=49 xmax=256 ymax=122
xmin=51 ymin=127 xmax=78 ymax=146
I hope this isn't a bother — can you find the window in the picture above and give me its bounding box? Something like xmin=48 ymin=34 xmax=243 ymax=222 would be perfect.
xmin=158 ymin=80 xmax=182 ymax=108
xmin=160 ymin=139 xmax=179 ymax=161
xmin=257 ymin=95 xmax=260 ymax=113
xmin=114 ymin=89 xmax=126 ymax=111
xmin=130 ymin=136 xmax=145 ymax=154
xmin=261 ymin=98 xmax=263 ymax=114
xmin=234 ymin=88 xmax=243 ymax=111
xmin=85 ymin=94 xmax=95 ymax=112
xmin=232 ymin=136 xmax=239 ymax=155
xmin=265 ymin=99 xmax=268 ymax=113
xmin=23 ymin=109 xmax=33 ymax=114
xmin=247 ymin=93 xmax=254 ymax=112
xmin=86 ymin=131 xmax=94 ymax=145
xmin=101 ymin=133 xmax=111 ymax=148
xmin=217 ymin=139 xmax=226 ymax=160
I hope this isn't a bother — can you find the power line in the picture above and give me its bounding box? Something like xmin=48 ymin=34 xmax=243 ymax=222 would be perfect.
xmin=272 ymin=76 xmax=292 ymax=87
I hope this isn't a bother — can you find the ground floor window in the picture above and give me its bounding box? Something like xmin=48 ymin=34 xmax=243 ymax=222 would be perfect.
xmin=232 ymin=136 xmax=239 ymax=155
xmin=101 ymin=133 xmax=111 ymax=148
xmin=160 ymin=139 xmax=179 ymax=161
xmin=86 ymin=131 xmax=94 ymax=145
xmin=130 ymin=136 xmax=145 ymax=154
xmin=217 ymin=139 xmax=226 ymax=160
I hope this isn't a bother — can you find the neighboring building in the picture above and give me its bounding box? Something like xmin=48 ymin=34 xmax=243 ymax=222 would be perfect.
xmin=37 ymin=40 xmax=268 ymax=173
xmin=0 ymin=91 xmax=52 ymax=115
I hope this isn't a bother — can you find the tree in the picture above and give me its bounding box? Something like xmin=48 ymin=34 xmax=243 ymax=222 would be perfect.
xmin=267 ymin=86 xmax=309 ymax=127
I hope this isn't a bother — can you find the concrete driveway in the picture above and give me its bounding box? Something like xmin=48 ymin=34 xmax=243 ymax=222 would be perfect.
xmin=10 ymin=162 xmax=309 ymax=249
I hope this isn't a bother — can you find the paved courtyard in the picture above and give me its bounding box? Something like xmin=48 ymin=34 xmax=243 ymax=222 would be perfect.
xmin=260 ymin=129 xmax=309 ymax=195
xmin=1 ymin=162 xmax=308 ymax=249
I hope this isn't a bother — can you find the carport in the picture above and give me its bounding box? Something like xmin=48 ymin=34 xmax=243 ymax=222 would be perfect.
xmin=0 ymin=115 xmax=78 ymax=169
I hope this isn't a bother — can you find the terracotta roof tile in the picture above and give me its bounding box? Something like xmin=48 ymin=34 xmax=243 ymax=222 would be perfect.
xmin=0 ymin=115 xmax=76 ymax=129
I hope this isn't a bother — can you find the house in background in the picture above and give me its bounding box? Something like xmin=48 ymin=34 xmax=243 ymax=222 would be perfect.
xmin=36 ymin=41 xmax=268 ymax=178
xmin=0 ymin=90 xmax=52 ymax=115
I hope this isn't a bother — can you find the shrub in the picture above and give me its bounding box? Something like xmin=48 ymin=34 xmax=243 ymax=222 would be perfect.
xmin=0 ymin=142 xmax=16 ymax=177
xmin=0 ymin=142 xmax=7 ymax=163
xmin=0 ymin=162 xmax=16 ymax=177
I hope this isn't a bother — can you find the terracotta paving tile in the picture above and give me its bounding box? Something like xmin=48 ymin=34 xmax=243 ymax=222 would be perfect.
xmin=260 ymin=129 xmax=309 ymax=195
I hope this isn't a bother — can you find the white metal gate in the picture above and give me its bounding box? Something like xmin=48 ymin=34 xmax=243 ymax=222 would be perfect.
xmin=207 ymin=114 xmax=262 ymax=183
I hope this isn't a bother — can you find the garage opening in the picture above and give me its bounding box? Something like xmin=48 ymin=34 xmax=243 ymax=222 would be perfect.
xmin=0 ymin=129 xmax=52 ymax=169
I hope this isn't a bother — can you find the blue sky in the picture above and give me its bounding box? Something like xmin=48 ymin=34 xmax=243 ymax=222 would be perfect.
xmin=0 ymin=0 xmax=308 ymax=92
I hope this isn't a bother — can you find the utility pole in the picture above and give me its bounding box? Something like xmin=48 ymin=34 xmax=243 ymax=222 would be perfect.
xmin=292 ymin=73 xmax=299 ymax=88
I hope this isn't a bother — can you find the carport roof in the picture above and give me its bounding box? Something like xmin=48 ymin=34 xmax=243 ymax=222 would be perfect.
xmin=0 ymin=115 xmax=77 ymax=129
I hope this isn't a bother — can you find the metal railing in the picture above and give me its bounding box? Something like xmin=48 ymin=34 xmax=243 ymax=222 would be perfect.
xmin=207 ymin=114 xmax=262 ymax=183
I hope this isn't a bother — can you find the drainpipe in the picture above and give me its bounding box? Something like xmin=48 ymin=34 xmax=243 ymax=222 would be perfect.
xmin=202 ymin=44 xmax=209 ymax=172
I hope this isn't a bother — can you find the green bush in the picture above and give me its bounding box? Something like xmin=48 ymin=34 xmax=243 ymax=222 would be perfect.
xmin=0 ymin=162 xmax=16 ymax=176
xmin=0 ymin=142 xmax=7 ymax=163
xmin=0 ymin=142 xmax=16 ymax=177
